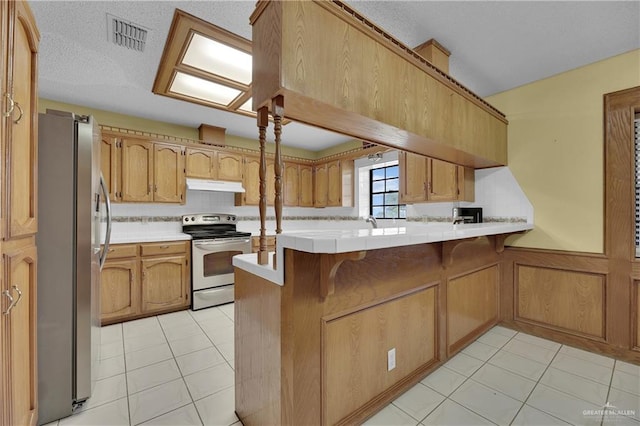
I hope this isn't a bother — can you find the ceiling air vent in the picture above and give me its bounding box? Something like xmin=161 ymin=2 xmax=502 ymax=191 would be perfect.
xmin=107 ymin=14 xmax=148 ymax=52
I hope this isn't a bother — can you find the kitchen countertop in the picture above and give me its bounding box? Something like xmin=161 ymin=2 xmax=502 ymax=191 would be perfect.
xmin=108 ymin=232 xmax=191 ymax=244
xmin=233 ymin=222 xmax=533 ymax=286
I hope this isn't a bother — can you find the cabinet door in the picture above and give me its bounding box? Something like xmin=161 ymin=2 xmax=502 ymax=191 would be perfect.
xmin=3 ymin=241 xmax=37 ymax=426
xmin=399 ymin=152 xmax=428 ymax=203
xmin=6 ymin=1 xmax=39 ymax=239
xmin=101 ymin=259 xmax=139 ymax=323
xmin=121 ymin=138 xmax=153 ymax=202
xmin=314 ymin=163 xmax=328 ymax=207
xmin=216 ymin=151 xmax=243 ymax=182
xmin=299 ymin=165 xmax=314 ymax=207
xmin=283 ymin=163 xmax=299 ymax=206
xmin=141 ymin=255 xmax=189 ymax=313
xmin=241 ymin=156 xmax=274 ymax=206
xmin=428 ymin=158 xmax=457 ymax=201
xmin=101 ymin=132 xmax=121 ymax=201
xmin=326 ymin=160 xmax=342 ymax=206
xmin=154 ymin=143 xmax=185 ymax=203
xmin=186 ymin=147 xmax=214 ymax=179
xmin=457 ymin=166 xmax=475 ymax=202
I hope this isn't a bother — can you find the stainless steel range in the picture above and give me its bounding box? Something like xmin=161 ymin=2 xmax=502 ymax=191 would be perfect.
xmin=182 ymin=214 xmax=252 ymax=310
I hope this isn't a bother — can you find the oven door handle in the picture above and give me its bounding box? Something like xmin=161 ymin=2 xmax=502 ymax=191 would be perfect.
xmin=194 ymin=239 xmax=250 ymax=250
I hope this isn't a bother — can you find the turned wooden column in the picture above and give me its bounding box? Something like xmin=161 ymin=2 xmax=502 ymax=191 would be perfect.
xmin=272 ymin=96 xmax=284 ymax=235
xmin=257 ymin=106 xmax=269 ymax=265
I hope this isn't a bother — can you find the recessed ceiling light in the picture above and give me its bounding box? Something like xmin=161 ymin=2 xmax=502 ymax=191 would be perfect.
xmin=183 ymin=34 xmax=252 ymax=85
xmin=170 ymin=72 xmax=241 ymax=105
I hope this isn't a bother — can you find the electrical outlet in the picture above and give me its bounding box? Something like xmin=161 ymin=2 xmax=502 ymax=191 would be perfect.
xmin=387 ymin=348 xmax=396 ymax=371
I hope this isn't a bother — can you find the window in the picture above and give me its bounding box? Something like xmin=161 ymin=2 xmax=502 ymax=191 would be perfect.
xmin=370 ymin=165 xmax=406 ymax=219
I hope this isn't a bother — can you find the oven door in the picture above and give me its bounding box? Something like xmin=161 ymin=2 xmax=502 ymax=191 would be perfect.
xmin=192 ymin=238 xmax=251 ymax=290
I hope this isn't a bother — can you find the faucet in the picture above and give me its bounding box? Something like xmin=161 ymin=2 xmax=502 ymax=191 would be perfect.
xmin=366 ymin=215 xmax=378 ymax=229
xmin=453 ymin=216 xmax=466 ymax=225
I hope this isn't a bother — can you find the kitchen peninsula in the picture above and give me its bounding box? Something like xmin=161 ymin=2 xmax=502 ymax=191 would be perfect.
xmin=232 ymin=222 xmax=531 ymax=425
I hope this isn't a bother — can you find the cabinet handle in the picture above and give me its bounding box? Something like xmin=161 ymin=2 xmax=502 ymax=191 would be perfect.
xmin=3 ymin=93 xmax=14 ymax=117
xmin=154 ymin=184 xmax=158 ymax=192
xmin=2 ymin=290 xmax=15 ymax=315
xmin=13 ymin=102 xmax=23 ymax=124
xmin=159 ymin=245 xmax=169 ymax=249
xmin=147 ymin=184 xmax=151 ymax=194
xmin=11 ymin=285 xmax=22 ymax=307
xmin=108 ymin=248 xmax=115 ymax=252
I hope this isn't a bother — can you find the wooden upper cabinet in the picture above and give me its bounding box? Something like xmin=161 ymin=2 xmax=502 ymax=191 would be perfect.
xmin=457 ymin=166 xmax=475 ymax=202
xmin=217 ymin=151 xmax=243 ymax=182
xmin=314 ymin=163 xmax=328 ymax=207
xmin=5 ymin=0 xmax=39 ymax=240
xmin=141 ymin=255 xmax=189 ymax=314
xmin=239 ymin=155 xmax=275 ymax=206
xmin=100 ymin=132 xmax=121 ymax=201
xmin=121 ymin=138 xmax=153 ymax=202
xmin=399 ymin=152 xmax=428 ymax=203
xmin=299 ymin=165 xmax=314 ymax=207
xmin=283 ymin=162 xmax=299 ymax=206
xmin=326 ymin=160 xmax=342 ymax=206
xmin=153 ymin=143 xmax=185 ymax=203
xmin=185 ymin=147 xmax=215 ymax=179
xmin=428 ymin=158 xmax=457 ymax=201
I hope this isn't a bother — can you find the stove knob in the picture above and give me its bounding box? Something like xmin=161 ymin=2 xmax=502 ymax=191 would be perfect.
xmin=231 ymin=216 xmax=235 ymax=221
xmin=184 ymin=217 xmax=189 ymax=222
xmin=191 ymin=217 xmax=195 ymax=221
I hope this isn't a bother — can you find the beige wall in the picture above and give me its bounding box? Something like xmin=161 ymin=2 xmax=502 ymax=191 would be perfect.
xmin=38 ymin=98 xmax=318 ymax=160
xmin=486 ymin=49 xmax=640 ymax=253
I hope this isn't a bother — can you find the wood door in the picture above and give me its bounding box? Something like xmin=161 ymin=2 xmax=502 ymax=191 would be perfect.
xmin=283 ymin=163 xmax=299 ymax=206
xmin=326 ymin=160 xmax=342 ymax=206
xmin=6 ymin=1 xmax=39 ymax=239
xmin=3 ymin=240 xmax=37 ymax=426
xmin=428 ymin=158 xmax=457 ymax=201
xmin=101 ymin=259 xmax=139 ymax=323
xmin=153 ymin=143 xmax=184 ymax=203
xmin=299 ymin=165 xmax=314 ymax=207
xmin=100 ymin=132 xmax=121 ymax=201
xmin=121 ymin=138 xmax=153 ymax=202
xmin=399 ymin=152 xmax=427 ymax=203
xmin=314 ymin=163 xmax=328 ymax=207
xmin=216 ymin=151 xmax=243 ymax=182
xmin=140 ymin=255 xmax=189 ymax=313
xmin=186 ymin=147 xmax=214 ymax=179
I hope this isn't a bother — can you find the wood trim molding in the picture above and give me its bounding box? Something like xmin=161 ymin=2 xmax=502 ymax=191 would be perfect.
xmin=319 ymin=251 xmax=367 ymax=299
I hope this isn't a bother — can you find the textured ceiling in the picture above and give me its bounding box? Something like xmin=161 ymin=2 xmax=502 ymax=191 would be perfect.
xmin=30 ymin=1 xmax=640 ymax=151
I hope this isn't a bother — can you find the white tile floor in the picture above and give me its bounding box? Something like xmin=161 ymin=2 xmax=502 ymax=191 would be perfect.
xmin=43 ymin=305 xmax=640 ymax=426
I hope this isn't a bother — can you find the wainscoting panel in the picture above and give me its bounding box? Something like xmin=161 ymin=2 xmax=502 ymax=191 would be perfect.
xmin=515 ymin=264 xmax=605 ymax=339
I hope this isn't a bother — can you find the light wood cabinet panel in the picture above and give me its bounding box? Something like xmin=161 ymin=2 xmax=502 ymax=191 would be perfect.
xmin=324 ymin=287 xmax=436 ymax=425
xmin=140 ymin=241 xmax=188 ymax=257
xmin=153 ymin=143 xmax=185 ymax=203
xmin=5 ymin=1 xmax=38 ymax=239
xmin=283 ymin=162 xmax=299 ymax=206
xmin=447 ymin=265 xmax=498 ymax=353
xmin=326 ymin=160 xmax=342 ymax=206
xmin=299 ymin=164 xmax=314 ymax=207
xmin=239 ymin=155 xmax=275 ymax=206
xmin=314 ymin=163 xmax=328 ymax=207
xmin=457 ymin=166 xmax=475 ymax=202
xmin=141 ymin=255 xmax=189 ymax=313
xmin=251 ymin=236 xmax=276 ymax=253
xmin=399 ymin=152 xmax=427 ymax=203
xmin=121 ymin=138 xmax=153 ymax=202
xmin=185 ymin=147 xmax=215 ymax=179
xmin=101 ymin=259 xmax=139 ymax=322
xmin=104 ymin=243 xmax=137 ymax=259
xmin=516 ymin=265 xmax=605 ymax=338
xmin=428 ymin=158 xmax=457 ymax=201
xmin=100 ymin=132 xmax=121 ymax=201
xmin=3 ymin=241 xmax=37 ymax=426
xmin=217 ymin=151 xmax=243 ymax=182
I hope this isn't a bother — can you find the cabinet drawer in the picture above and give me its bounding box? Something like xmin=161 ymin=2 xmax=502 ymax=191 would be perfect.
xmin=105 ymin=244 xmax=138 ymax=259
xmin=140 ymin=241 xmax=188 ymax=256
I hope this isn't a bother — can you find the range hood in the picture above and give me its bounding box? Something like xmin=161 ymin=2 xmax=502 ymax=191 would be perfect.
xmin=186 ymin=178 xmax=245 ymax=193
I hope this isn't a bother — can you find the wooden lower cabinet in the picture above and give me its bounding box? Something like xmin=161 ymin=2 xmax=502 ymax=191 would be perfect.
xmin=323 ymin=287 xmax=436 ymax=426
xmin=100 ymin=241 xmax=190 ymax=324
xmin=447 ymin=265 xmax=499 ymax=354
xmin=251 ymin=236 xmax=276 ymax=253
xmin=2 ymin=239 xmax=38 ymax=426
xmin=141 ymin=255 xmax=189 ymax=314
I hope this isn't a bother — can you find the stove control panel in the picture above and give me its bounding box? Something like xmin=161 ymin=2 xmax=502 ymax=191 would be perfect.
xmin=182 ymin=214 xmax=237 ymax=226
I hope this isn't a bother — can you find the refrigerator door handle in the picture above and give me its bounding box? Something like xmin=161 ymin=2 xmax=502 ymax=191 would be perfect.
xmin=99 ymin=173 xmax=112 ymax=270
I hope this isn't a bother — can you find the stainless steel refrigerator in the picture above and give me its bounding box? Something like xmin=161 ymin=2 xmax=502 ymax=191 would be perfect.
xmin=36 ymin=110 xmax=112 ymax=424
